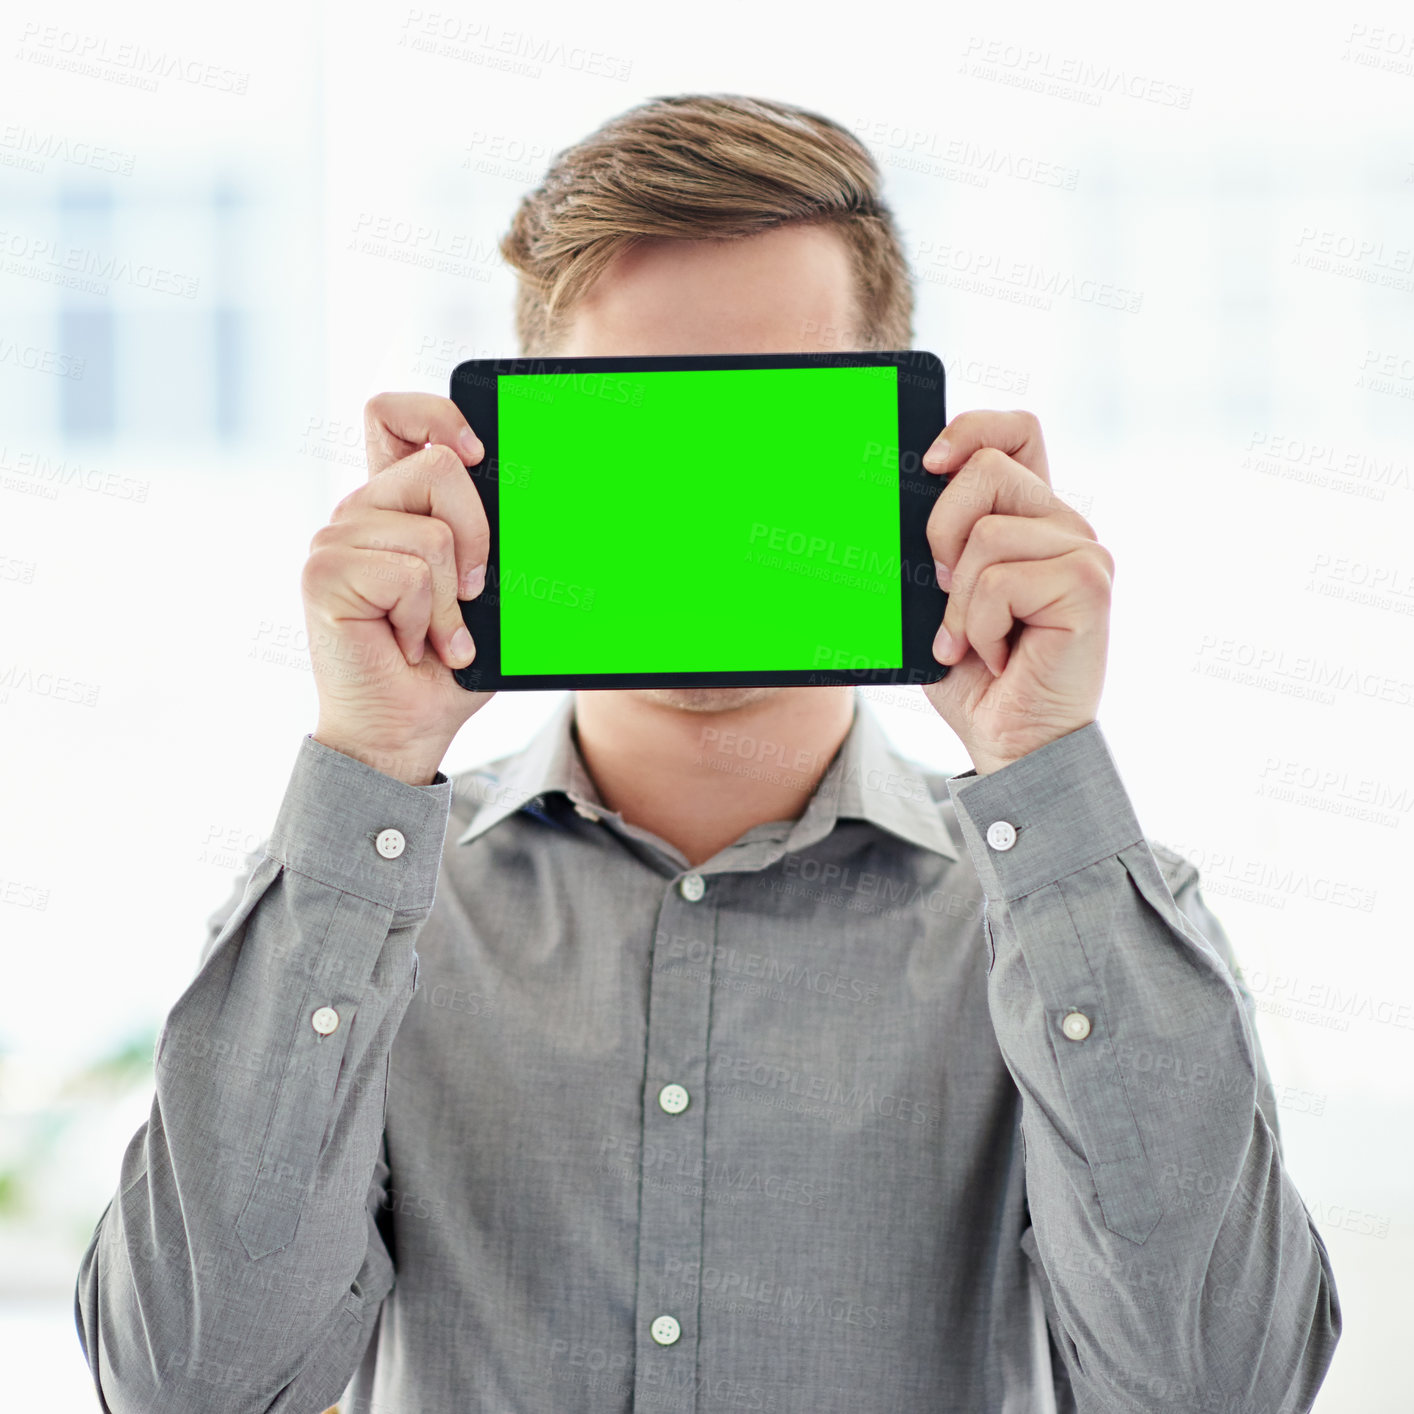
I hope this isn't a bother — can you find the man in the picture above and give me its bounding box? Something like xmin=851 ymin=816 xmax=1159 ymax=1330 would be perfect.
xmin=76 ymin=93 xmax=1339 ymax=1413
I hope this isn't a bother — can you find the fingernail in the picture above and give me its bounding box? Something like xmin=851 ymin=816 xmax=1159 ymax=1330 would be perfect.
xmin=451 ymin=627 xmax=474 ymax=662
xmin=458 ymin=428 xmax=483 ymax=461
xmin=923 ymin=438 xmax=950 ymax=469
xmin=460 ymin=563 xmax=485 ymax=598
xmin=934 ymin=560 xmax=952 ymax=591
xmin=933 ymin=624 xmax=954 ymax=662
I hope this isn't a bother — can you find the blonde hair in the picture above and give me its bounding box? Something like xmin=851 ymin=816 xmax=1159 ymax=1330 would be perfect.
xmin=499 ymin=93 xmax=913 ymax=354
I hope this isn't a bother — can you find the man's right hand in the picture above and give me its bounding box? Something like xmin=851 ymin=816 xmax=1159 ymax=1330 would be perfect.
xmin=302 ymin=392 xmax=495 ymax=785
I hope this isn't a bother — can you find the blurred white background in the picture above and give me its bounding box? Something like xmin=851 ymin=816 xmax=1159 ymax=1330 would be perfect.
xmin=2 ymin=0 xmax=1411 ymax=1407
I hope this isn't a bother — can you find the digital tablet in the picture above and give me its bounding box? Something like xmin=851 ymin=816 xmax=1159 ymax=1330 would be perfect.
xmin=447 ymin=350 xmax=949 ymax=691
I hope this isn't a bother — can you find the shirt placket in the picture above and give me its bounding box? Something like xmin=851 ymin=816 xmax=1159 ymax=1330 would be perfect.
xmin=633 ymin=865 xmax=717 ymax=1414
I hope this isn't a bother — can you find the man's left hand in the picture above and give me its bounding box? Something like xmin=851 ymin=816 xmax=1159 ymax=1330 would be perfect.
xmin=921 ymin=410 xmax=1113 ymax=776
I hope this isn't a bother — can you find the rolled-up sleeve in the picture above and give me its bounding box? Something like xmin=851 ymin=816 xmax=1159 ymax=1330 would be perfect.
xmin=946 ymin=721 xmax=1341 ymax=1413
xmin=74 ymin=735 xmax=451 ymax=1414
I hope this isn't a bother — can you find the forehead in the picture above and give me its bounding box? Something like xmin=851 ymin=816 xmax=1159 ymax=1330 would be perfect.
xmin=561 ymin=223 xmax=859 ymax=355
xmin=603 ymin=221 xmax=851 ymax=279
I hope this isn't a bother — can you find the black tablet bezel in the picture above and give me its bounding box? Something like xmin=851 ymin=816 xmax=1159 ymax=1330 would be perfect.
xmin=448 ymin=350 xmax=949 ymax=692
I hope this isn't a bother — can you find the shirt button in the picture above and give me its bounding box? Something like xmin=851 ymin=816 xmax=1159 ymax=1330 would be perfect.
xmin=679 ymin=873 xmax=706 ymax=902
xmin=1061 ymin=1011 xmax=1092 ymax=1042
xmin=985 ymin=820 xmax=1017 ymax=851
xmin=658 ymin=1083 xmax=690 ymax=1115
xmin=650 ymin=1315 xmax=681 ymax=1346
xmin=311 ymin=1006 xmax=340 ymax=1036
xmin=376 ymin=828 xmax=406 ymax=859
xmin=573 ymin=802 xmax=601 ymax=822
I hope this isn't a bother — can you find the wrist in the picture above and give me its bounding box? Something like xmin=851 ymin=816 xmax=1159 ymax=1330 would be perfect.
xmin=310 ymin=728 xmax=448 ymax=786
xmin=965 ymin=721 xmax=1099 ymax=777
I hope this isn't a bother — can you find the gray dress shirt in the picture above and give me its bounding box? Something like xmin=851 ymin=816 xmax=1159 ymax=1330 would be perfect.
xmin=74 ymin=693 xmax=1340 ymax=1413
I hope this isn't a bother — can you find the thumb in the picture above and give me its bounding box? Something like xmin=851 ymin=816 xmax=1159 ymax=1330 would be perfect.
xmin=921 ymin=651 xmax=992 ymax=736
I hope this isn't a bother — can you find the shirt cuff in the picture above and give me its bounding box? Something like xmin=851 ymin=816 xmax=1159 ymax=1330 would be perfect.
xmin=266 ymin=734 xmax=453 ymax=916
xmin=945 ymin=721 xmax=1144 ymax=902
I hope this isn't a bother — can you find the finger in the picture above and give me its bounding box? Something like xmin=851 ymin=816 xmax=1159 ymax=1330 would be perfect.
xmin=927 ymin=448 xmax=1084 ymax=583
xmin=940 ymin=549 xmax=1113 ymax=677
xmin=312 ymin=508 xmax=473 ymax=668
xmin=933 ymin=515 xmax=1084 ymax=663
xmin=364 ymin=391 xmax=484 ymax=479
xmin=921 ymin=409 xmax=1048 ymax=483
xmin=303 ymin=543 xmax=440 ymax=668
xmin=335 ymin=443 xmax=490 ymax=600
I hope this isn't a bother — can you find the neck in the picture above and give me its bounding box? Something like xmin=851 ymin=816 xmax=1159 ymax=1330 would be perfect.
xmin=572 ymin=688 xmax=856 ymax=867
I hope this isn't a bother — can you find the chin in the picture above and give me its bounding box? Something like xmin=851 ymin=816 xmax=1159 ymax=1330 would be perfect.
xmin=631 ymin=686 xmax=785 ymax=714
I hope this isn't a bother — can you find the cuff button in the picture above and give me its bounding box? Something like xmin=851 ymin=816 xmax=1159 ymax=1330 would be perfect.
xmin=985 ymin=820 xmax=1017 ymax=851
xmin=376 ymin=828 xmax=407 ymax=859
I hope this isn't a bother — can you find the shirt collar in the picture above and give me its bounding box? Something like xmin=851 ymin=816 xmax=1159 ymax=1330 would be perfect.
xmin=454 ymin=691 xmax=959 ymax=862
xmin=453 ymin=694 xmax=589 ymax=842
xmin=828 ymin=697 xmax=960 ymax=860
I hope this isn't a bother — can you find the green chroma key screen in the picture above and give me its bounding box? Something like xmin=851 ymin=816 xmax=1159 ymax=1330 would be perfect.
xmin=496 ymin=364 xmax=903 ymax=675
